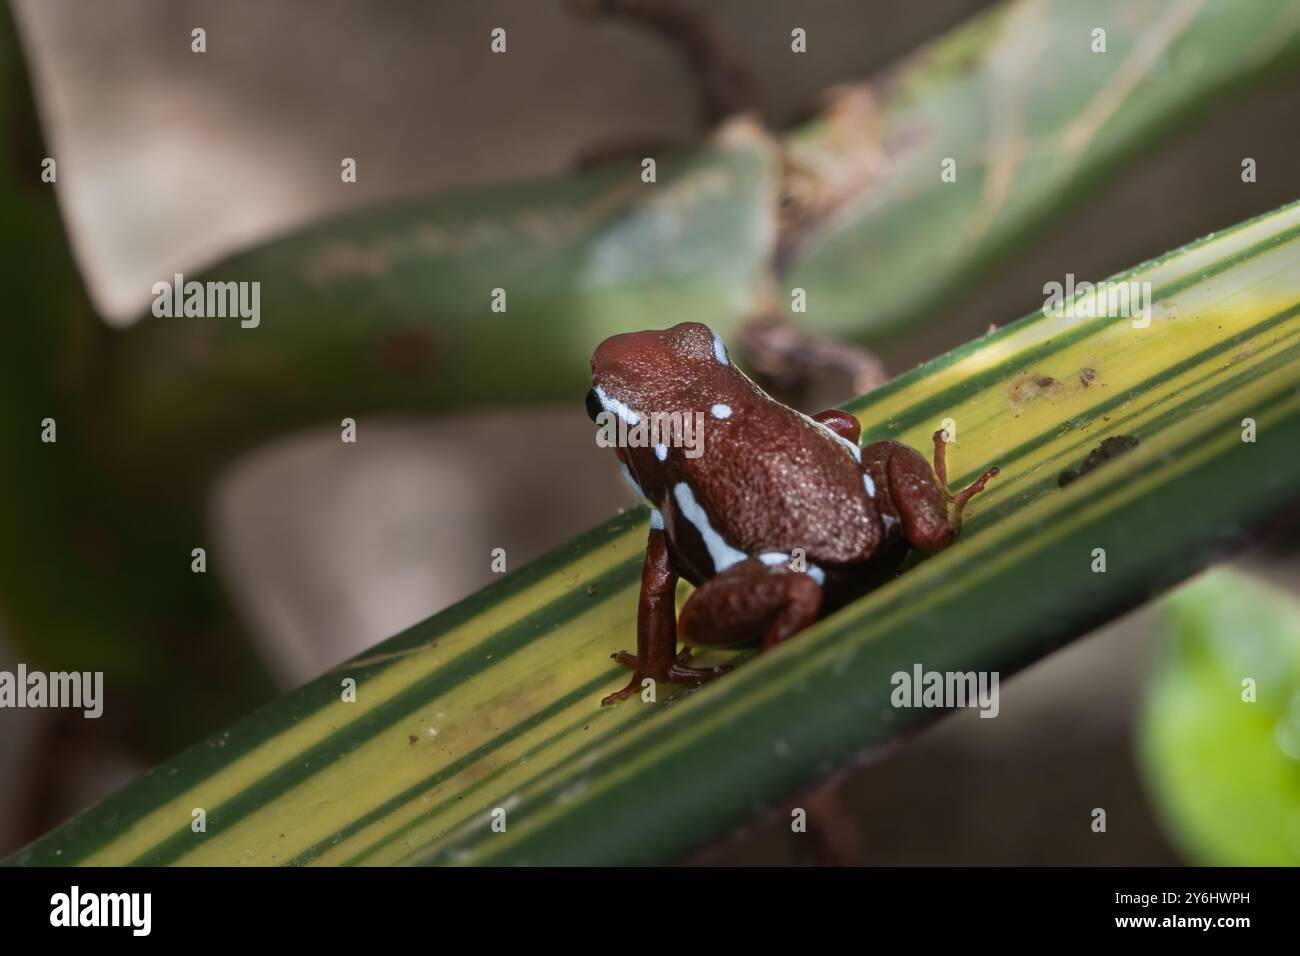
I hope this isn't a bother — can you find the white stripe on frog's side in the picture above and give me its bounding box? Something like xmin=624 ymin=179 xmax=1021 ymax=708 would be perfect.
xmin=758 ymin=550 xmax=825 ymax=586
xmin=863 ymin=473 xmax=877 ymax=498
xmin=829 ymin=429 xmax=862 ymax=463
xmin=711 ymin=404 xmax=732 ymax=420
xmin=624 ymin=465 xmax=667 ymax=533
xmin=711 ymin=331 xmax=729 ymax=366
xmin=654 ymin=443 xmax=668 ymax=461
xmin=594 ymin=386 xmax=640 ymax=427
xmin=673 ymin=482 xmax=747 ymax=574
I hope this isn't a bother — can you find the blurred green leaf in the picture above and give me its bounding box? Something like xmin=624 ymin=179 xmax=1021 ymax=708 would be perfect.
xmin=100 ymin=120 xmax=779 ymax=498
xmin=788 ymin=0 xmax=1300 ymax=337
xmin=0 ymin=1 xmax=272 ymax=751
xmin=1140 ymin=568 xmax=1300 ymax=865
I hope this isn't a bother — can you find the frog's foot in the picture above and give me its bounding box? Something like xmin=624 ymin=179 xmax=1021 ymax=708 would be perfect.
xmin=601 ymin=656 xmax=730 ymax=706
xmin=931 ymin=429 xmax=999 ymax=523
xmin=612 ymin=646 xmax=699 ymax=669
xmin=669 ymin=660 xmax=730 ymax=683
xmin=600 ymin=675 xmax=643 ymax=706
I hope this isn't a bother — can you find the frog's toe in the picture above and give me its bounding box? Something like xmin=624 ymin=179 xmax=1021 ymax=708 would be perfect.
xmin=600 ymin=675 xmax=642 ymax=706
xmin=668 ymin=661 xmax=730 ymax=684
xmin=610 ymin=650 xmax=638 ymax=670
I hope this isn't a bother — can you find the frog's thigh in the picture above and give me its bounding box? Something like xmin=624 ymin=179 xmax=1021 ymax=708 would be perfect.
xmin=679 ymin=560 xmax=822 ymax=651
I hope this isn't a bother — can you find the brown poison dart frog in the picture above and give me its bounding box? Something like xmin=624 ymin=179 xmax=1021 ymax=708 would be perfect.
xmin=587 ymin=322 xmax=998 ymax=705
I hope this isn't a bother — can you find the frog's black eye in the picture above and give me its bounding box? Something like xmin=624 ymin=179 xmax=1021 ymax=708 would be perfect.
xmin=585 ymin=388 xmax=603 ymax=423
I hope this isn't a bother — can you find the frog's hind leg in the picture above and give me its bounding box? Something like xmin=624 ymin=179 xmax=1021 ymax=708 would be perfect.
xmin=678 ymin=559 xmax=823 ymax=653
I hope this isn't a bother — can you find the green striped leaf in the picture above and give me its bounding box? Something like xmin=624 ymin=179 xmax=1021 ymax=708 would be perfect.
xmin=10 ymin=198 xmax=1300 ymax=866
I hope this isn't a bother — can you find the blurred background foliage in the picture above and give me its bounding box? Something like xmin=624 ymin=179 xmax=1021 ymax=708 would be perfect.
xmin=1141 ymin=569 xmax=1300 ymax=865
xmin=2 ymin=0 xmax=1299 ymax=862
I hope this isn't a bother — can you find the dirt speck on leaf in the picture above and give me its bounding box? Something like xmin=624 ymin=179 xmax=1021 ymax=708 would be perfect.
xmin=1058 ymin=435 xmax=1139 ymax=487
xmin=1008 ymin=372 xmax=1064 ymax=406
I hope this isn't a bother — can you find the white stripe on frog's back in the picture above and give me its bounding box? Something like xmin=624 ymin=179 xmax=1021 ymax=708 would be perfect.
xmin=711 ymin=331 xmax=730 ymax=366
xmin=798 ymin=411 xmax=862 ymax=465
xmin=673 ymin=482 xmax=747 ymax=574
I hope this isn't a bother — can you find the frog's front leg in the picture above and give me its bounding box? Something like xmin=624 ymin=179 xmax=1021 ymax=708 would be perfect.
xmin=866 ymin=430 xmax=999 ymax=555
xmin=601 ymin=517 xmax=729 ymax=706
xmin=678 ymin=559 xmax=823 ymax=652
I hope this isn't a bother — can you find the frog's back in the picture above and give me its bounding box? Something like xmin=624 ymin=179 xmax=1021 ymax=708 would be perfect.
xmin=664 ymin=400 xmax=881 ymax=572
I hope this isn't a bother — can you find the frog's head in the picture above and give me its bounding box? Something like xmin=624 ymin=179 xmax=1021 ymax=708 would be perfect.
xmin=586 ymin=322 xmax=740 ymax=428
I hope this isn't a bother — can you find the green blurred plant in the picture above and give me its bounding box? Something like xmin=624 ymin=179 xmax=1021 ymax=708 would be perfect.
xmin=1141 ymin=568 xmax=1300 ymax=865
